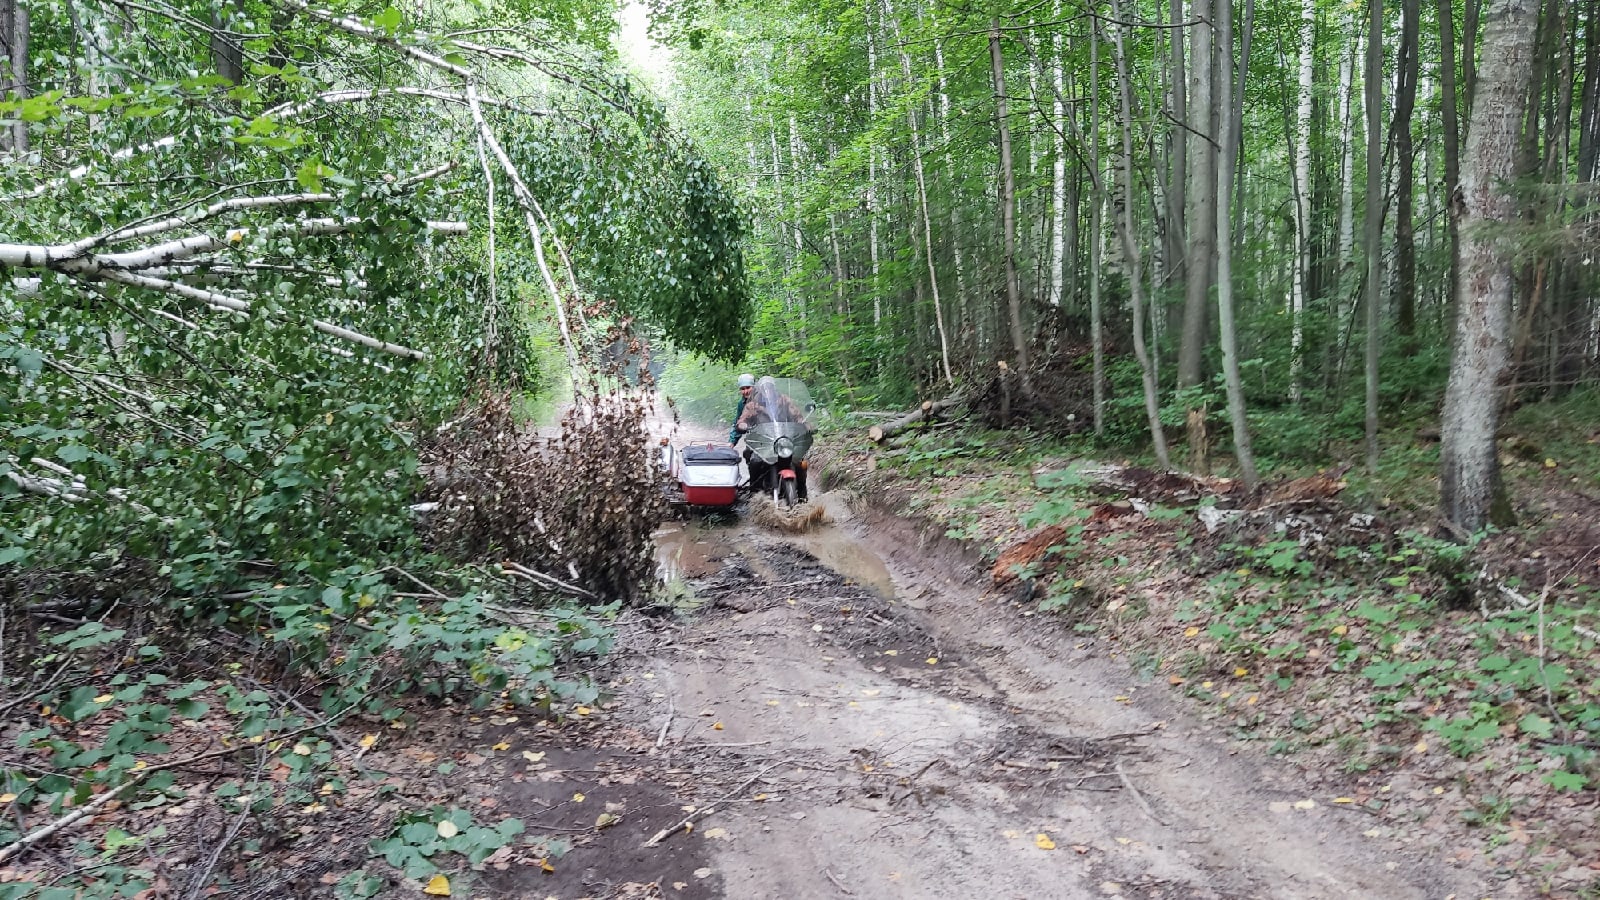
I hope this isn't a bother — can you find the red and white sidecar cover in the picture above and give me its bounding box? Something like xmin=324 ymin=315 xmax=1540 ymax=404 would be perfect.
xmin=670 ymin=441 xmax=742 ymax=506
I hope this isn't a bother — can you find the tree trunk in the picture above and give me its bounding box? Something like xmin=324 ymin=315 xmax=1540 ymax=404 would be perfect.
xmin=1165 ymin=0 xmax=1189 ymax=291
xmin=886 ymin=0 xmax=953 ymax=386
xmin=1440 ymin=0 xmax=1539 ymax=531
xmin=1393 ymin=0 xmax=1421 ymax=352
xmin=1215 ymin=0 xmax=1259 ymax=489
xmin=1363 ymin=0 xmax=1384 ymax=478
xmin=990 ymin=20 xmax=1029 ymax=374
xmin=1290 ymin=0 xmax=1315 ymax=403
xmin=1178 ymin=0 xmax=1216 ymax=394
xmin=0 ymin=0 xmax=27 ymax=154
xmin=1109 ymin=10 xmax=1172 ymax=469
xmin=1051 ymin=0 xmax=1069 ymax=311
xmin=1438 ymin=0 xmax=1465 ymax=318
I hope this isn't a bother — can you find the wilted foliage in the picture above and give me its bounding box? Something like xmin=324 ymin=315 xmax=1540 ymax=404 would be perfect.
xmin=424 ymin=385 xmax=668 ymax=604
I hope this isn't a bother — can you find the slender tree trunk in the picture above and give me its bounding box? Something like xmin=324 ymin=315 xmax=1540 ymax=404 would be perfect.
xmin=1291 ymin=0 xmax=1315 ymax=403
xmin=1393 ymin=0 xmax=1421 ymax=351
xmin=1178 ymin=0 xmax=1217 ymax=393
xmin=1165 ymin=0 xmax=1189 ymax=290
xmin=1051 ymin=0 xmax=1069 ymax=311
xmin=1439 ymin=0 xmax=1465 ymax=318
xmin=886 ymin=0 xmax=953 ymax=385
xmin=1215 ymin=0 xmax=1259 ymax=488
xmin=990 ymin=20 xmax=1029 ymax=373
xmin=1109 ymin=10 xmax=1172 ymax=468
xmin=1440 ymin=0 xmax=1538 ymax=530
xmin=1364 ymin=0 xmax=1385 ymax=478
xmin=1091 ymin=32 xmax=1105 ymax=437
xmin=866 ymin=11 xmax=883 ymax=330
xmin=929 ymin=17 xmax=971 ymax=350
xmin=0 ymin=0 xmax=27 ymax=154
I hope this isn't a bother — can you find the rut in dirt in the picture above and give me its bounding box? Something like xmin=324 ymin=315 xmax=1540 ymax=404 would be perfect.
xmin=572 ymin=504 xmax=1497 ymax=900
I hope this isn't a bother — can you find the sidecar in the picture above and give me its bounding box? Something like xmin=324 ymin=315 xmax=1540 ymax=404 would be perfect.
xmin=660 ymin=440 xmax=743 ymax=508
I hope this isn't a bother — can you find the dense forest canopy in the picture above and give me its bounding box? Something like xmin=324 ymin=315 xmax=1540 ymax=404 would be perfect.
xmin=653 ymin=0 xmax=1580 ymax=527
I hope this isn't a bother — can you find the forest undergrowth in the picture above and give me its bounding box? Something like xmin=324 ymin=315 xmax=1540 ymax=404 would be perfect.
xmin=825 ymin=386 xmax=1600 ymax=897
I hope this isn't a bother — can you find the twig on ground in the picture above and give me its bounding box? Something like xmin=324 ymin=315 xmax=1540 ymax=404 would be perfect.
xmin=1114 ymin=757 xmax=1165 ymax=825
xmin=825 ymin=868 xmax=854 ymax=895
xmin=676 ymin=740 xmax=772 ymax=750
xmin=641 ymin=762 xmax=783 ymax=847
xmin=182 ymin=751 xmax=267 ymax=899
xmin=501 ymin=560 xmax=599 ymax=600
xmin=656 ymin=695 xmax=675 ymax=749
xmin=385 ymin=565 xmax=451 ymax=598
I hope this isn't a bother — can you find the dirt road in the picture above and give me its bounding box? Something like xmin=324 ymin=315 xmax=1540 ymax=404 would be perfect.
xmin=589 ymin=497 xmax=1499 ymax=900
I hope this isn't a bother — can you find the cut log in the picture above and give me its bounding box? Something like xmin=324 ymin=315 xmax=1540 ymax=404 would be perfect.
xmin=868 ymin=396 xmax=965 ymax=443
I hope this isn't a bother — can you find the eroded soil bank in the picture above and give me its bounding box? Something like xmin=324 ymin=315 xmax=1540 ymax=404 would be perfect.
xmin=424 ymin=488 xmax=1514 ymax=900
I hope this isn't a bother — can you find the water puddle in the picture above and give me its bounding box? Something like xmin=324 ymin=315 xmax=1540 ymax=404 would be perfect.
xmin=792 ymin=526 xmax=898 ymax=599
xmin=652 ymin=520 xmax=733 ymax=583
xmin=654 ymin=501 xmax=899 ymax=600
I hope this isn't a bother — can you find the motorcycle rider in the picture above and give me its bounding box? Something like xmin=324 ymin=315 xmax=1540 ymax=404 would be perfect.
xmin=728 ymin=373 xmax=756 ymax=443
xmin=734 ymin=376 xmax=813 ymax=502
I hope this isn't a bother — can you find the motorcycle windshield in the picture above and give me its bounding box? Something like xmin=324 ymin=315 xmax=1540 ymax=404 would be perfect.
xmin=741 ymin=377 xmax=815 ymax=464
xmin=749 ymin=377 xmax=812 ymax=422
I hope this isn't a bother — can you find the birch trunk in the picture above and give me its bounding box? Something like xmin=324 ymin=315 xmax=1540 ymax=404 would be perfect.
xmin=990 ymin=20 xmax=1029 ymax=373
xmin=886 ymin=0 xmax=953 ymax=384
xmin=1290 ymin=0 xmax=1314 ymax=403
xmin=1363 ymin=0 xmax=1384 ymax=476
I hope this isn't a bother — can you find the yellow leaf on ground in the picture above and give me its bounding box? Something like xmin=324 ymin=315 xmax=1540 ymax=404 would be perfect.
xmin=926 ymin=657 xmax=939 ymax=665
xmin=359 ymin=734 xmax=378 ymax=749
xmin=573 ymin=792 xmax=585 ymax=802
xmin=574 ymin=706 xmax=592 ymax=716
xmin=423 ymin=874 xmax=451 ymax=896
xmin=1332 ymin=625 xmax=1348 ymax=636
xmin=0 ymin=793 xmax=16 ymax=803
xmin=522 ymin=751 xmax=545 ymax=763
xmin=93 ymin=694 xmax=114 ymax=704
xmin=713 ymin=722 xmax=724 ymax=730
xmin=1183 ymin=627 xmax=1200 ymax=638
xmin=1293 ymin=799 xmax=1317 ymax=810
xmin=1333 ymin=797 xmax=1354 ymax=804
xmin=539 ymin=859 xmax=555 ymax=873
xmin=292 ymin=743 xmax=312 ymax=756
xmin=1035 ymin=833 xmax=1057 ymax=850
xmin=491 ymin=741 xmax=510 ymax=751
xmin=1233 ymin=668 xmax=1248 ymax=677
xmin=883 ymin=650 xmax=897 ymax=656
xmin=437 ymin=821 xmax=459 ymax=838
xmin=1413 ymin=740 xmax=1428 ymax=754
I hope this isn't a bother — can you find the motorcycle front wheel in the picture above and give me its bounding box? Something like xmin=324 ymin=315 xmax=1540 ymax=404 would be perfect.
xmin=781 ymin=477 xmax=798 ymax=509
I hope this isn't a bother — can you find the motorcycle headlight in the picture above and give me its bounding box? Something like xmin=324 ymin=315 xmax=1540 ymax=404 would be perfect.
xmin=775 ymin=436 xmax=794 ymax=458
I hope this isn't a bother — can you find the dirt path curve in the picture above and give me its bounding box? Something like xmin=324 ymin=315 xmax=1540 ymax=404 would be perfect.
xmin=609 ymin=490 xmax=1500 ymax=900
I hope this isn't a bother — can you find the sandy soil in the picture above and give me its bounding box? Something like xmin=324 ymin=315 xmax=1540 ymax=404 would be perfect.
xmin=426 ymin=471 xmax=1508 ymax=900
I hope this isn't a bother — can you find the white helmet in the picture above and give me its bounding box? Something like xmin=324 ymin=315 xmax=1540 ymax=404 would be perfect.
xmin=737 ymin=373 xmax=756 ymax=388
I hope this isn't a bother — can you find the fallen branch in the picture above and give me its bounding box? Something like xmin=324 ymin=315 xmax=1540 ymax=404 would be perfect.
xmin=1114 ymin=756 xmax=1164 ymax=825
xmin=1499 ymin=584 xmax=1600 ymax=643
xmin=501 ymin=560 xmax=598 ymax=600
xmin=867 ymin=395 xmax=965 ymax=444
xmin=641 ymin=763 xmax=782 ymax=848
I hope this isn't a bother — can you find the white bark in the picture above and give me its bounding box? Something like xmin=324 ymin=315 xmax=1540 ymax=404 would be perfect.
xmin=886 ymin=0 xmax=953 ymax=385
xmin=1051 ymin=5 xmax=1067 ymax=310
xmin=463 ymin=84 xmax=580 ymax=375
xmin=1290 ymin=0 xmax=1314 ymax=403
xmin=1215 ymin=0 xmax=1258 ymax=488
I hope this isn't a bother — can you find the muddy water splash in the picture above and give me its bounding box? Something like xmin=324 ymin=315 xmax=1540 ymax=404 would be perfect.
xmin=653 ymin=504 xmax=898 ymax=600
